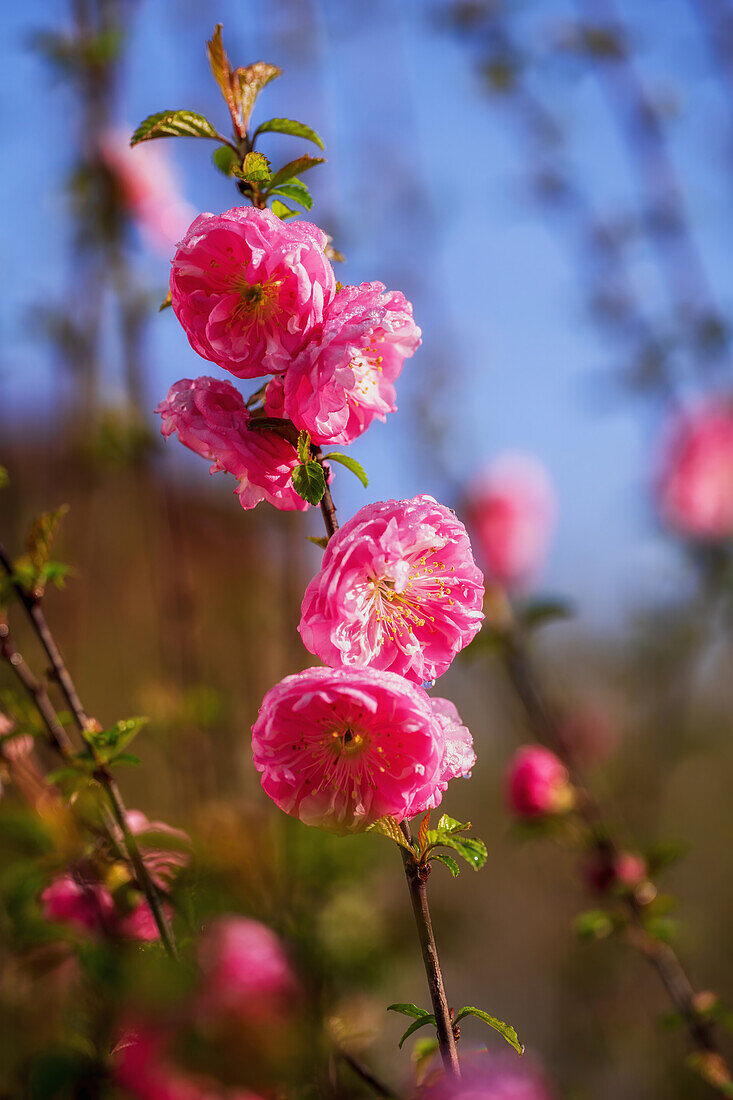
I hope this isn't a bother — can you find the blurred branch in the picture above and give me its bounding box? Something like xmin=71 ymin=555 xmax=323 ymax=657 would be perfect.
xmin=493 ymin=609 xmax=732 ymax=1091
xmin=0 ymin=536 xmax=178 ymax=958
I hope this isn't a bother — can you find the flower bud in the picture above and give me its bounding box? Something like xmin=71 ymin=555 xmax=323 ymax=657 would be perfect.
xmin=505 ymin=746 xmax=574 ymax=819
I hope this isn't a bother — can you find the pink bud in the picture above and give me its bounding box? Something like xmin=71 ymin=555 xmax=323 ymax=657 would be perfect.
xmin=197 ymin=916 xmax=296 ymax=1016
xmin=657 ymin=399 xmax=733 ymax=540
xmin=505 ymin=746 xmax=573 ymax=819
xmin=583 ymin=849 xmax=647 ymax=894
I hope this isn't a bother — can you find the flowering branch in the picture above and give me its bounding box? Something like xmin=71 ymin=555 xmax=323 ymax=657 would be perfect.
xmin=0 ymin=538 xmax=178 ymax=958
xmin=493 ymin=609 xmax=733 ymax=1093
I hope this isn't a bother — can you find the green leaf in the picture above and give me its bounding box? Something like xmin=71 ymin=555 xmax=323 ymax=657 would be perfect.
xmin=159 ymin=290 xmax=172 ymax=312
xmin=253 ymin=117 xmax=325 ymax=149
xmin=573 ymin=908 xmax=614 ymax=941
xmin=25 ymin=506 xmax=69 ymax=573
xmin=307 ymin=535 xmax=329 ymax=549
xmin=321 ymin=452 xmax=368 ymax=488
xmin=247 ymin=417 xmax=299 ymax=446
xmin=233 ymin=151 xmax=272 ymax=184
xmin=430 ymin=852 xmax=461 ymax=877
xmin=87 ymin=717 xmax=148 ymax=763
xmin=268 ymin=155 xmax=325 ymax=189
xmin=440 ymin=835 xmax=487 ymax=871
xmin=0 ymin=466 xmax=8 ymax=489
xmin=387 ymin=1003 xmax=431 ymax=1020
xmin=212 ymin=144 xmax=239 ymax=176
xmin=109 ymin=752 xmax=141 ymax=767
xmin=368 ymin=816 xmax=414 ymax=852
xmin=454 ymin=1006 xmax=524 ymax=1055
xmin=291 ymin=462 xmax=326 ymax=505
xmin=268 ymin=182 xmax=313 ymax=210
xmin=131 ymin=110 xmax=220 ymax=145
xmin=398 ymin=1015 xmax=437 ymax=1049
xmin=297 ymin=430 xmax=311 ymax=464
xmin=436 ymin=814 xmax=469 ymax=835
xmin=270 ymin=199 xmax=299 ymax=220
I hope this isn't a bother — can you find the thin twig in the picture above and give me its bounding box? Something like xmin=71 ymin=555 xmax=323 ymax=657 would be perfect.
xmin=337 ymin=1047 xmax=400 ymax=1099
xmin=0 ymin=539 xmax=178 ymax=958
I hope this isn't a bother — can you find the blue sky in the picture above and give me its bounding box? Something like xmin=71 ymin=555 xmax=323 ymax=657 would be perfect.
xmin=2 ymin=0 xmax=732 ymax=621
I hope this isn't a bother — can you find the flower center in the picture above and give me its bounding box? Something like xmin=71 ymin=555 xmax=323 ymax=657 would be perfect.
xmin=369 ymin=552 xmax=458 ymax=647
xmin=349 ymin=343 xmax=384 ymax=407
xmin=329 ymin=725 xmax=367 ymax=757
xmin=232 ymin=275 xmax=280 ymax=324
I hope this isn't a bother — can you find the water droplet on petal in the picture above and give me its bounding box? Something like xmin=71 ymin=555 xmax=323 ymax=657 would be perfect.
xmin=422 ymin=679 xmax=436 ymax=690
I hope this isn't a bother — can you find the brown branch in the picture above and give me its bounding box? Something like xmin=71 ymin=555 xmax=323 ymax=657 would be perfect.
xmin=498 ymin=620 xmax=730 ymax=1086
xmin=399 ymin=822 xmax=461 ymax=1078
xmin=0 ymin=539 xmax=178 ymax=958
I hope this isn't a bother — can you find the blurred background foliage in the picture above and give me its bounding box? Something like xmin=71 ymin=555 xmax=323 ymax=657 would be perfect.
xmin=2 ymin=1 xmax=733 ymax=1097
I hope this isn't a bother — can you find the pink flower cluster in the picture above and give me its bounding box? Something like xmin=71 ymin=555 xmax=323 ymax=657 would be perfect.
xmin=41 ymin=811 xmax=190 ymax=942
xmin=465 ymin=453 xmax=556 ymax=590
xmin=158 ymin=207 xmax=420 ymax=510
xmin=657 ymin=399 xmax=733 ymax=540
xmin=252 ymin=666 xmax=475 ymax=833
xmin=299 ymin=496 xmax=485 ymax=685
xmin=114 ymin=915 xmax=294 ymax=1099
xmin=422 ymin=1053 xmax=552 ymax=1100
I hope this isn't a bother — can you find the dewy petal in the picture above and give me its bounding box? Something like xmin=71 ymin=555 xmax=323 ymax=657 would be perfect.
xmin=299 ymin=495 xmax=485 ymax=685
xmin=170 ymin=206 xmax=336 ymax=379
xmin=156 ymin=376 xmax=308 ymax=512
xmin=251 ymin=666 xmax=456 ymax=833
xmin=282 ymin=281 xmax=421 ymax=446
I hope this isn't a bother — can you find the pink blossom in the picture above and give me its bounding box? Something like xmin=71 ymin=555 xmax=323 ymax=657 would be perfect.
xmin=407 ymin=697 xmax=476 ymax=817
xmin=505 ymin=746 xmax=573 ymax=819
xmin=281 ymin=282 xmax=421 ymax=445
xmin=125 ymin=810 xmax=191 ymax=890
xmin=41 ymin=874 xmax=116 ymax=934
xmin=170 ymin=206 xmax=336 ymax=378
xmin=114 ymin=1027 xmax=262 ymax=1100
xmin=197 ymin=916 xmax=295 ymax=1015
xmin=299 ymin=496 xmax=485 ymax=685
xmin=422 ymin=1053 xmax=551 ymax=1100
xmin=657 ymin=399 xmax=733 ymax=540
xmin=117 ymin=898 xmax=168 ymax=942
xmin=465 ymin=453 xmax=556 ymax=590
xmin=156 ymin=376 xmax=307 ymax=511
xmin=583 ymin=849 xmax=647 ymax=894
xmin=559 ymin=706 xmax=617 ymax=766
xmin=251 ymin=666 xmax=451 ymax=832
xmin=100 ymin=131 xmax=195 ymax=255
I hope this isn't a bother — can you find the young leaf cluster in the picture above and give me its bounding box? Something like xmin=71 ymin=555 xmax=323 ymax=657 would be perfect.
xmin=369 ymin=812 xmax=488 ymax=876
xmin=387 ymin=1002 xmax=523 ymax=1056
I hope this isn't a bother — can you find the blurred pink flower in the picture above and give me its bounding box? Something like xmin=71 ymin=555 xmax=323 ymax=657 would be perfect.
xmin=422 ymin=1053 xmax=552 ymax=1100
xmin=583 ymin=849 xmax=647 ymax=894
xmin=505 ymin=745 xmax=573 ymax=819
xmin=156 ymin=376 xmax=307 ymax=511
xmin=251 ymin=666 xmax=451 ymax=832
xmin=100 ymin=131 xmax=195 ymax=255
xmin=299 ymin=496 xmax=485 ymax=685
xmin=558 ymin=706 xmax=617 ymax=766
xmin=115 ymin=1026 xmax=262 ymax=1100
xmin=282 ymin=281 xmax=421 ymax=445
xmin=125 ymin=810 xmax=191 ymax=891
xmin=41 ymin=874 xmax=116 ymax=934
xmin=407 ymin=697 xmax=476 ymax=817
xmin=197 ymin=916 xmax=295 ymax=1015
xmin=170 ymin=206 xmax=336 ymax=378
xmin=465 ymin=453 xmax=556 ymax=590
xmin=657 ymin=399 xmax=733 ymax=540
